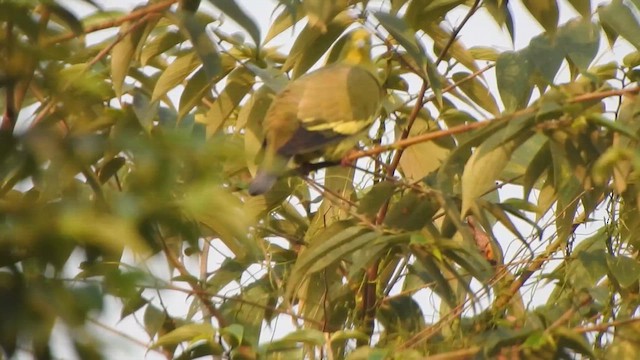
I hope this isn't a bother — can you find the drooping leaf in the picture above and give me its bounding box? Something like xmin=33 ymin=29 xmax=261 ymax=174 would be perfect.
xmin=207 ymin=0 xmax=261 ymax=45
xmin=522 ymin=0 xmax=559 ymax=33
xmin=151 ymin=51 xmax=200 ymax=103
xmin=111 ymin=20 xmax=145 ymax=97
xmin=598 ymin=0 xmax=640 ymax=50
xmin=375 ymin=11 xmax=427 ymax=71
xmin=496 ymin=51 xmax=533 ymax=112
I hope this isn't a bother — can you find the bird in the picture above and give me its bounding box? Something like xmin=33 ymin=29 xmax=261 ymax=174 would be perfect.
xmin=248 ymin=28 xmax=383 ymax=196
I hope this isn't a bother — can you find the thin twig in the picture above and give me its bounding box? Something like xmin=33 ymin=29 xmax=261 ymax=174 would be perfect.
xmin=158 ymin=228 xmax=227 ymax=328
xmin=44 ymin=0 xmax=178 ymax=45
xmin=345 ymin=86 xmax=640 ymax=163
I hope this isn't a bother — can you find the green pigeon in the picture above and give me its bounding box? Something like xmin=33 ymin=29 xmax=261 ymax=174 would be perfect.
xmin=249 ymin=28 xmax=383 ymax=196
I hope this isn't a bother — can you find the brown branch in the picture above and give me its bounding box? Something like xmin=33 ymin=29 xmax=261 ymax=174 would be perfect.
xmin=434 ymin=0 xmax=482 ymax=65
xmin=492 ymin=205 xmax=586 ymax=313
xmin=44 ymin=0 xmax=178 ymax=45
xmin=359 ymin=1 xmax=485 ymax=342
xmin=345 ymin=86 xmax=640 ymax=163
xmin=575 ymin=316 xmax=640 ymax=334
xmin=86 ymin=15 xmax=154 ymax=68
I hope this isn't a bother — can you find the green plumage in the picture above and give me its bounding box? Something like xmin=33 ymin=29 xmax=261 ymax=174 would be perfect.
xmin=249 ymin=29 xmax=382 ymax=195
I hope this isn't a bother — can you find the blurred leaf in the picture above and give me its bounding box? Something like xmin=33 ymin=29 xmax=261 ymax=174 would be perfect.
xmin=568 ymin=0 xmax=591 ymax=17
xmin=303 ymin=0 xmax=347 ymax=33
xmin=153 ymin=323 xmax=216 ymax=348
xmin=141 ymin=31 xmax=185 ymax=66
xmin=607 ymin=255 xmax=640 ymax=288
xmin=261 ymin=328 xmax=325 ymax=353
xmin=264 ymin=2 xmax=305 ymax=44
xmin=143 ymin=304 xmax=166 ymax=338
xmin=557 ymin=18 xmax=600 ymax=72
xmin=199 ymin=66 xmax=255 ymax=136
xmin=178 ymin=10 xmax=222 ymax=80
xmin=46 ymin=3 xmax=84 ymax=35
xmin=207 ymin=0 xmax=261 ymax=45
xmin=598 ymin=0 xmax=640 ymax=50
xmin=181 ymin=183 xmax=255 ymax=260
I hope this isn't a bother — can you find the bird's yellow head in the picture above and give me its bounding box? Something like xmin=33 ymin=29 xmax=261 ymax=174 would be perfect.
xmin=339 ymin=28 xmax=373 ymax=66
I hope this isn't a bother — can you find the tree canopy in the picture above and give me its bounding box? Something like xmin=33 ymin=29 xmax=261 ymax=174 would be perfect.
xmin=2 ymin=0 xmax=640 ymax=358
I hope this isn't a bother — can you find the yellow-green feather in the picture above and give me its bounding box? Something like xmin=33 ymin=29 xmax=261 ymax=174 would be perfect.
xmin=249 ymin=29 xmax=382 ymax=196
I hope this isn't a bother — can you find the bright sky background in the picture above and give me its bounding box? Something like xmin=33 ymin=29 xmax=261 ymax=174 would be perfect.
xmin=34 ymin=1 xmax=626 ymax=359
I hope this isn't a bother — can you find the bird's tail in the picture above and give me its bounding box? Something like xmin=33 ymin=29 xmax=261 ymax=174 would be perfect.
xmin=248 ymin=170 xmax=278 ymax=196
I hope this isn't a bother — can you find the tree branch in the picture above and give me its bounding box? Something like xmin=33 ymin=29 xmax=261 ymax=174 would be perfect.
xmin=44 ymin=0 xmax=178 ymax=45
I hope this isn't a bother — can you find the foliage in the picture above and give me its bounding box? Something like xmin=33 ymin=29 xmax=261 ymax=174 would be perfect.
xmin=2 ymin=0 xmax=640 ymax=358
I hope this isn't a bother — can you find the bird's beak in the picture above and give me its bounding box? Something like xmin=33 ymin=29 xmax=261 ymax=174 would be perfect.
xmin=355 ymin=39 xmax=366 ymax=48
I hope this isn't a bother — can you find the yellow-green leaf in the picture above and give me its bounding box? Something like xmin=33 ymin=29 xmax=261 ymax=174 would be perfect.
xmin=522 ymin=0 xmax=558 ymax=33
xmin=151 ymin=51 xmax=200 ymax=103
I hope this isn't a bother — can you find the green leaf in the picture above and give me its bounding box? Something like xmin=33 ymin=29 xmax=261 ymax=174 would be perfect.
xmin=46 ymin=3 xmax=84 ymax=35
xmin=496 ymin=51 xmax=533 ymax=112
xmin=586 ymin=113 xmax=639 ymax=140
xmin=178 ymin=68 xmax=211 ymax=118
xmin=598 ymin=0 xmax=640 ymax=51
xmin=140 ymin=31 xmax=185 ymax=66
xmin=424 ymin=23 xmax=479 ymax=72
xmin=143 ymin=304 xmax=166 ymax=338
xmin=221 ymin=324 xmax=244 ymax=348
xmin=408 ymin=258 xmax=458 ymax=308
xmin=385 ymin=190 xmax=439 ymax=230
xmin=292 ymin=13 xmax=353 ymax=78
xmin=567 ymin=0 xmax=591 ymax=17
xmin=58 ymin=211 xmax=149 ymax=255
xmin=206 ymin=0 xmax=261 ymax=45
xmin=303 ymin=0 xmax=346 ymax=32
xmin=461 ymin=137 xmax=521 ymax=216
xmin=153 ymin=323 xmax=216 ymax=348
xmin=264 ymin=2 xmax=305 ymax=44
xmin=526 ymin=34 xmax=564 ymax=84
xmin=286 ymin=225 xmax=372 ymax=298
xmin=522 ymin=0 xmax=558 ymax=33
xmin=523 ymin=143 xmax=552 ymax=198
xmin=469 ymin=46 xmax=500 ymax=61
xmin=557 ymin=19 xmax=600 ymax=72
xmin=178 ymin=10 xmax=221 ymax=80
xmin=199 ymin=67 xmax=254 ymax=135
xmin=607 ymin=254 xmax=640 ymax=288
xmin=357 ymin=181 xmax=396 ymax=218
xmin=398 ymin=117 xmax=451 ymax=181
xmin=451 ymin=72 xmax=500 ymax=115
xmin=151 ymin=51 xmax=200 ymax=103
xmin=181 ymin=183 xmax=255 ymax=260
xmin=374 ymin=11 xmax=427 ymax=71
xmin=111 ymin=21 xmax=145 ymax=97
xmin=97 ymin=156 xmax=126 ymax=184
